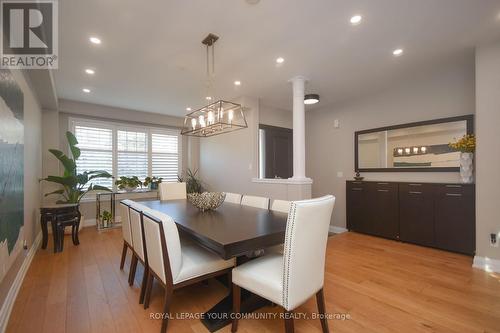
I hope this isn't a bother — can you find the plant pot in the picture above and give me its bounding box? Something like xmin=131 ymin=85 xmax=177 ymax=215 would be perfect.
xmin=123 ymin=186 xmax=138 ymax=192
xmin=460 ymin=152 xmax=474 ymax=184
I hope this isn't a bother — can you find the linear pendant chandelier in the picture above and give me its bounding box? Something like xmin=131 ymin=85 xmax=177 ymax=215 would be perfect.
xmin=181 ymin=34 xmax=248 ymax=137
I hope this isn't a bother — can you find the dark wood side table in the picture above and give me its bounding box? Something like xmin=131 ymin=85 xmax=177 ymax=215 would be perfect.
xmin=40 ymin=204 xmax=81 ymax=253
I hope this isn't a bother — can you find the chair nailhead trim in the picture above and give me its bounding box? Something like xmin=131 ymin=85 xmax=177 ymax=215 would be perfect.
xmin=282 ymin=202 xmax=297 ymax=310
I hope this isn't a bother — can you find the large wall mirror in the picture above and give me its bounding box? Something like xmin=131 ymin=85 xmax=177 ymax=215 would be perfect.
xmin=355 ymin=115 xmax=473 ymax=172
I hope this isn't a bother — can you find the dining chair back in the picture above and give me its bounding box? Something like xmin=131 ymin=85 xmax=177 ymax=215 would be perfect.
xmin=142 ymin=210 xmax=183 ymax=285
xmin=120 ymin=199 xmax=134 ymax=248
xmin=271 ymin=199 xmax=291 ymax=214
xmin=241 ymin=195 xmax=270 ymax=209
xmin=129 ymin=204 xmax=146 ymax=262
xmin=159 ymin=182 xmax=187 ymax=200
xmin=224 ymin=192 xmax=242 ymax=204
xmin=282 ymin=195 xmax=335 ymax=310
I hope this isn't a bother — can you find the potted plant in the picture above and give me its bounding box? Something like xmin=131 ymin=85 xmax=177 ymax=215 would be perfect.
xmin=178 ymin=168 xmax=202 ymax=194
xmin=41 ymin=131 xmax=113 ymax=229
xmin=100 ymin=210 xmax=112 ymax=228
xmin=449 ymin=134 xmax=476 ymax=184
xmin=115 ymin=176 xmax=142 ymax=192
xmin=144 ymin=176 xmax=163 ymax=190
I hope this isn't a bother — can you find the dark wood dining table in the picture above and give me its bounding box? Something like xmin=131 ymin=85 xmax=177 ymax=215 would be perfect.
xmin=136 ymin=199 xmax=288 ymax=332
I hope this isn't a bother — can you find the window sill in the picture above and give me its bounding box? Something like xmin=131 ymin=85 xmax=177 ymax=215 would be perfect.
xmin=251 ymin=177 xmax=313 ymax=185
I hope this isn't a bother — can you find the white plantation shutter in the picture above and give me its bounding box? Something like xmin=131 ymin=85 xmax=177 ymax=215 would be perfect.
xmin=152 ymin=132 xmax=180 ymax=182
xmin=117 ymin=129 xmax=148 ymax=180
xmin=73 ymin=125 xmax=113 ymax=189
xmin=70 ymin=118 xmax=181 ymax=192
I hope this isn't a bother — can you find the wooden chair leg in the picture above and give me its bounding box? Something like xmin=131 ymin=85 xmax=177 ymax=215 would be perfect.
xmin=316 ymin=288 xmax=329 ymax=333
xmin=284 ymin=309 xmax=294 ymax=333
xmin=231 ymin=284 xmax=241 ymax=333
xmin=139 ymin=266 xmax=149 ymax=304
xmin=120 ymin=242 xmax=128 ymax=270
xmin=129 ymin=254 xmax=138 ymax=286
xmin=143 ymin=272 xmax=154 ymax=309
xmin=160 ymin=288 xmax=173 ymax=333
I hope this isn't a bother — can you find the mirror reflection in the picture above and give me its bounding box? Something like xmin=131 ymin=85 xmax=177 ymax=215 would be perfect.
xmin=357 ymin=120 xmax=467 ymax=169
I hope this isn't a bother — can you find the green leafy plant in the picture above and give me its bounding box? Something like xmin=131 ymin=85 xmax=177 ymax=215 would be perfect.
xmin=41 ymin=131 xmax=112 ymax=203
xmin=144 ymin=176 xmax=163 ymax=189
xmin=115 ymin=176 xmax=142 ymax=191
xmin=178 ymin=168 xmax=202 ymax=194
xmin=101 ymin=210 xmax=112 ymax=223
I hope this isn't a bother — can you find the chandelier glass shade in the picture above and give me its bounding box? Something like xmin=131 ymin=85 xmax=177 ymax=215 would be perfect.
xmin=181 ymin=100 xmax=247 ymax=137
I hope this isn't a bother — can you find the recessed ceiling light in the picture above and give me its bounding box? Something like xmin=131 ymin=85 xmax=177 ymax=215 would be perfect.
xmin=206 ymin=96 xmax=212 ymax=100
xmin=393 ymin=48 xmax=404 ymax=56
xmin=276 ymin=57 xmax=285 ymax=64
xmin=85 ymin=68 xmax=95 ymax=75
xmin=350 ymin=15 xmax=362 ymax=25
xmin=89 ymin=37 xmax=101 ymax=44
xmin=186 ymin=107 xmax=192 ymax=111
xmin=82 ymin=88 xmax=91 ymax=93
xmin=304 ymin=94 xmax=320 ymax=105
xmin=234 ymin=80 xmax=241 ymax=86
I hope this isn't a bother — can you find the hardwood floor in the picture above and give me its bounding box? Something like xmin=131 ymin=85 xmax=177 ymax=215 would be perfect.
xmin=6 ymin=228 xmax=500 ymax=333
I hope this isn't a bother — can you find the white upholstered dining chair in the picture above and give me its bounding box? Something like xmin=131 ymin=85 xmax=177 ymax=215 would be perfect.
xmin=241 ymin=195 xmax=270 ymax=209
xmin=271 ymin=199 xmax=291 ymax=213
xmin=119 ymin=199 xmax=134 ymax=270
xmin=266 ymin=199 xmax=292 ymax=254
xmin=159 ymin=182 xmax=187 ymax=200
xmin=224 ymin=192 xmax=242 ymax=204
xmin=127 ymin=201 xmax=154 ymax=305
xmin=231 ymin=195 xmax=336 ymax=333
xmin=142 ymin=210 xmax=236 ymax=333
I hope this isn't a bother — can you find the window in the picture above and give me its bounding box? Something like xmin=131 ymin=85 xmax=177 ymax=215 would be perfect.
xmin=74 ymin=124 xmax=113 ymax=189
xmin=117 ymin=129 xmax=148 ymax=179
xmin=70 ymin=118 xmax=182 ymax=191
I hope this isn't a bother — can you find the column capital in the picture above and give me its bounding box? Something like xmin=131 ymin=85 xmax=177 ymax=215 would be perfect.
xmin=288 ymin=75 xmax=309 ymax=83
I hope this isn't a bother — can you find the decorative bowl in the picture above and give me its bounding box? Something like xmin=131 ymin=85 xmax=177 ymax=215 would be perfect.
xmin=188 ymin=192 xmax=226 ymax=212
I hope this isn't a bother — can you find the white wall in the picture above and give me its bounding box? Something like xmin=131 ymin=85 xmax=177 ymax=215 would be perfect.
xmin=475 ymin=41 xmax=500 ymax=261
xmin=305 ymin=53 xmax=475 ymax=228
xmin=0 ymin=70 xmax=43 ymax=311
xmin=260 ymin=104 xmax=292 ymax=129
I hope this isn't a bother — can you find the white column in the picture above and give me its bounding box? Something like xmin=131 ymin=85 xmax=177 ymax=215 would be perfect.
xmin=289 ymin=76 xmax=311 ymax=181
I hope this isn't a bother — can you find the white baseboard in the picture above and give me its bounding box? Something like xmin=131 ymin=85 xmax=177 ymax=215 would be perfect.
xmin=0 ymin=232 xmax=42 ymax=333
xmin=473 ymin=256 xmax=500 ymax=273
xmin=329 ymin=226 xmax=348 ymax=234
xmin=82 ymin=218 xmax=96 ymax=228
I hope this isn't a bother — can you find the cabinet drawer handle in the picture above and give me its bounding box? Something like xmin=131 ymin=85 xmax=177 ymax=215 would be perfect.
xmin=408 ymin=183 xmax=422 ymax=186
xmin=409 ymin=191 xmax=422 ymax=194
xmin=446 ymin=193 xmax=462 ymax=197
xmin=377 ymin=182 xmax=389 ymax=185
xmin=446 ymin=185 xmax=462 ymax=188
xmin=352 ymin=188 xmax=363 ymax=191
xmin=377 ymin=189 xmax=389 ymax=192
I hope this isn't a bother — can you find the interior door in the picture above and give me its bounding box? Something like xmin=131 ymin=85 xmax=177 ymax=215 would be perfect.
xmin=260 ymin=125 xmax=293 ymax=179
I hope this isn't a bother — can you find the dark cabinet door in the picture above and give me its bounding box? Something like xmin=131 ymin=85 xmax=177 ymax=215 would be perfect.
xmin=346 ymin=182 xmax=369 ymax=232
xmin=399 ymin=183 xmax=435 ymax=247
xmin=367 ymin=182 xmax=399 ymax=240
xmin=434 ymin=184 xmax=475 ymax=255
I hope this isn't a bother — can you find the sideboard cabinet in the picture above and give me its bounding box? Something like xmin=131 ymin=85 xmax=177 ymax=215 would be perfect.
xmin=346 ymin=180 xmax=475 ymax=255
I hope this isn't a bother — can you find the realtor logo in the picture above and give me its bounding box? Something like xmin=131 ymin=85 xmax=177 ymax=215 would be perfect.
xmin=1 ymin=0 xmax=58 ymax=69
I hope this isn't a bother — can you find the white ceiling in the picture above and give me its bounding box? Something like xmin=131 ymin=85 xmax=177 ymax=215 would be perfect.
xmin=55 ymin=0 xmax=500 ymax=116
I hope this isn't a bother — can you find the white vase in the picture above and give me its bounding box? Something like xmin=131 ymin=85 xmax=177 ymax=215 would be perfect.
xmin=459 ymin=152 xmax=474 ymax=184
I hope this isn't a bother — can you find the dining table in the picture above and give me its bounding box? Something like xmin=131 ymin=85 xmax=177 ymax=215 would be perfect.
xmin=136 ymin=199 xmax=288 ymax=332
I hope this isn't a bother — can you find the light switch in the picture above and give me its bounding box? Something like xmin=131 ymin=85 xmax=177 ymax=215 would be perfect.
xmin=337 ymin=171 xmax=343 ymax=178
xmin=334 ymin=119 xmax=340 ymax=128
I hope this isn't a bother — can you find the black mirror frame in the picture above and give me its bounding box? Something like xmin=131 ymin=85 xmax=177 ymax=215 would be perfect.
xmin=354 ymin=115 xmax=474 ymax=173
